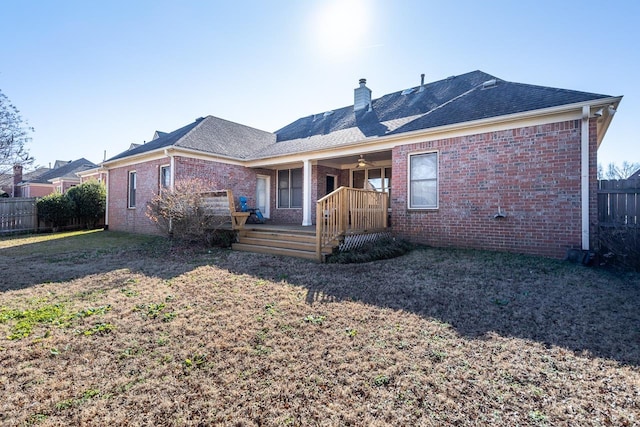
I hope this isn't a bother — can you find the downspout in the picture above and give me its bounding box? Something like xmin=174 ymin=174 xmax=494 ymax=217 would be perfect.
xmin=302 ymin=159 xmax=312 ymax=226
xmin=581 ymin=106 xmax=590 ymax=251
xmin=164 ymin=149 xmax=175 ymax=233
xmin=104 ymin=168 xmax=109 ymax=230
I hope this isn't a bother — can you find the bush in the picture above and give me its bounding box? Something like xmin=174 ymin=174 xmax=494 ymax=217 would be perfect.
xmin=37 ymin=193 xmax=75 ymax=229
xmin=146 ymin=179 xmax=232 ymax=245
xmin=66 ymin=180 xmax=106 ymax=228
xmin=325 ymin=236 xmax=414 ymax=264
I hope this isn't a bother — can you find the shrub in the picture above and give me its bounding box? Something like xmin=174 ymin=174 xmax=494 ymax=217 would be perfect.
xmin=146 ymin=179 xmax=232 ymax=245
xmin=37 ymin=193 xmax=75 ymax=229
xmin=66 ymin=180 xmax=106 ymax=228
xmin=325 ymin=236 xmax=414 ymax=264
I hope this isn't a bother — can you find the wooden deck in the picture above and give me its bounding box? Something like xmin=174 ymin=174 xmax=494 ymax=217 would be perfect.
xmin=232 ymin=223 xmax=322 ymax=261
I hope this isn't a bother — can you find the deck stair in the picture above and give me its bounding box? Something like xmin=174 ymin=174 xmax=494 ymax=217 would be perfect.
xmin=232 ymin=226 xmax=333 ymax=261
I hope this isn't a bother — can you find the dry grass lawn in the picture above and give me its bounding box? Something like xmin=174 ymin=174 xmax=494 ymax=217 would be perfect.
xmin=0 ymin=230 xmax=639 ymax=426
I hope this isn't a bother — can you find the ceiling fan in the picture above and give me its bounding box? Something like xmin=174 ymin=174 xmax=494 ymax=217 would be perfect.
xmin=355 ymin=154 xmax=375 ymax=168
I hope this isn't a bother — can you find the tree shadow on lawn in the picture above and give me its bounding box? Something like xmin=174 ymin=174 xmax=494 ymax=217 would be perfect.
xmin=0 ymin=231 xmax=215 ymax=292
xmin=221 ymin=247 xmax=640 ymax=367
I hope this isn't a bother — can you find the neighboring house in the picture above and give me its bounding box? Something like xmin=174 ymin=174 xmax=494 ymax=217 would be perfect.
xmin=16 ymin=158 xmax=98 ymax=197
xmin=0 ymin=166 xmax=51 ymax=197
xmin=101 ymin=70 xmax=621 ymax=258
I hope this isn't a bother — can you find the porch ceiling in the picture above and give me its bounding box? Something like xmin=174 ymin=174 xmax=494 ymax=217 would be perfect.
xmin=316 ymin=150 xmax=392 ymax=169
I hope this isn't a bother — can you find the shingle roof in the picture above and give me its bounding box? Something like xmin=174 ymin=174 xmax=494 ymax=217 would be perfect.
xmin=25 ymin=158 xmax=97 ymax=183
xmin=106 ymin=116 xmax=275 ymax=162
xmin=106 ymin=71 xmax=613 ymax=163
xmin=259 ymin=70 xmax=611 ymax=157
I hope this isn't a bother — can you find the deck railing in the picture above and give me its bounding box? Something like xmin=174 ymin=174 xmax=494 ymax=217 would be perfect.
xmin=315 ymin=186 xmax=388 ymax=261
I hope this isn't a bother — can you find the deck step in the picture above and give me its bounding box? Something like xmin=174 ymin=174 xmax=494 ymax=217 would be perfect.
xmin=232 ymin=243 xmax=319 ymax=260
xmin=241 ymin=230 xmax=316 ymax=244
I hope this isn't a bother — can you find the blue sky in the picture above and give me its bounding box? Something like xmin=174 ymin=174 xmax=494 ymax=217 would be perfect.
xmin=1 ymin=0 xmax=637 ymax=169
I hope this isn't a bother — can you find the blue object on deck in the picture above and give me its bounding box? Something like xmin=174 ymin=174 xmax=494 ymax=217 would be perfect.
xmin=239 ymin=196 xmax=264 ymax=223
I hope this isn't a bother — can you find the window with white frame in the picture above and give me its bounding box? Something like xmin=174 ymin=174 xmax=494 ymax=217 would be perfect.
xmin=128 ymin=171 xmax=137 ymax=208
xmin=160 ymin=165 xmax=170 ymax=190
xmin=409 ymin=152 xmax=438 ymax=209
xmin=277 ymin=168 xmax=302 ymax=208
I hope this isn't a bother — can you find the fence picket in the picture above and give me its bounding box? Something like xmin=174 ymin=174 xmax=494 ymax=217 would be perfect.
xmin=0 ymin=198 xmax=38 ymax=233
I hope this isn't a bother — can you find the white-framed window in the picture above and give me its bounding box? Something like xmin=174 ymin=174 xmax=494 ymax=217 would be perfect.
xmin=351 ymin=167 xmax=391 ymax=193
xmin=128 ymin=171 xmax=137 ymax=208
xmin=160 ymin=165 xmax=170 ymax=190
xmin=409 ymin=152 xmax=438 ymax=209
xmin=277 ymin=168 xmax=302 ymax=208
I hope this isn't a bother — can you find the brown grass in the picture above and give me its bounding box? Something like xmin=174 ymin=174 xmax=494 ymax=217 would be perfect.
xmin=0 ymin=230 xmax=639 ymax=426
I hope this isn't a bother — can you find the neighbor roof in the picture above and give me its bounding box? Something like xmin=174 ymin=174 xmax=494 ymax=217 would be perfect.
xmin=22 ymin=158 xmax=97 ymax=184
xmin=106 ymin=70 xmax=614 ymax=163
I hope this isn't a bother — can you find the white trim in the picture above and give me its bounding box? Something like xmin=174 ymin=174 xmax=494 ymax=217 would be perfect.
xmin=105 ymin=170 xmax=109 ymax=228
xmin=407 ymin=150 xmax=439 ymax=210
xmin=128 ymin=170 xmax=137 ymax=209
xmin=256 ymin=174 xmax=270 ymax=218
xmin=326 ymin=174 xmax=338 ymax=193
xmin=302 ymin=159 xmax=312 ymax=226
xmin=159 ymin=164 xmax=171 ymax=190
xmin=581 ymin=106 xmax=590 ymax=251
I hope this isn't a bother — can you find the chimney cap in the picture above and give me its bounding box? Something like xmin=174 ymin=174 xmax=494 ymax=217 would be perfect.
xmin=359 ymin=78 xmax=367 ymax=85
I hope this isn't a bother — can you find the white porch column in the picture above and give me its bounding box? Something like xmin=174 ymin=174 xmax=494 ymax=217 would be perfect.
xmin=302 ymin=159 xmax=312 ymax=226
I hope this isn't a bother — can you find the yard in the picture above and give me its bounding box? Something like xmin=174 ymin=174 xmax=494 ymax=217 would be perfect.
xmin=0 ymin=230 xmax=638 ymax=426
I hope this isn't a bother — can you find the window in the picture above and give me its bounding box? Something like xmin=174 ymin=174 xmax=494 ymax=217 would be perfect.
xmin=409 ymin=152 xmax=438 ymax=209
xmin=351 ymin=167 xmax=392 ymax=193
xmin=160 ymin=165 xmax=170 ymax=190
xmin=128 ymin=171 xmax=137 ymax=208
xmin=278 ymin=168 xmax=302 ymax=208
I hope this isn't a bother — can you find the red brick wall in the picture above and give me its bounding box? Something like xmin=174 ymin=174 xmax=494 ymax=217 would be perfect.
xmin=391 ymin=119 xmax=595 ymax=258
xmin=108 ymin=157 xmax=275 ymax=233
xmin=108 ymin=158 xmax=167 ymax=234
xmin=174 ymin=157 xmax=263 ymax=209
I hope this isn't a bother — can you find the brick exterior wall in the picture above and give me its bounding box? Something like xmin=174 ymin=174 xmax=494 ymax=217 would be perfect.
xmin=109 ymin=156 xmax=274 ymax=233
xmin=108 ymin=158 xmax=168 ymax=234
xmin=390 ymin=119 xmax=597 ymax=259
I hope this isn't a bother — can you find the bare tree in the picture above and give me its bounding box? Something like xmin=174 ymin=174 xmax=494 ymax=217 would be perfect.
xmin=0 ymin=89 xmax=34 ymax=174
xmin=598 ymin=161 xmax=640 ymax=180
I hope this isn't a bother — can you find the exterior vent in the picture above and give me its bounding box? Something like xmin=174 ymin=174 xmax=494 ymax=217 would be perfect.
xmin=323 ymin=110 xmax=334 ymax=117
xmin=482 ymin=79 xmax=497 ymax=89
xmin=401 ymin=88 xmax=415 ymax=95
xmin=354 ymin=78 xmax=372 ymax=112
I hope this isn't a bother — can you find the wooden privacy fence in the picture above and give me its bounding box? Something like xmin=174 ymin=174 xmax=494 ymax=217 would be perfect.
xmin=0 ymin=198 xmax=38 ymax=233
xmin=598 ymin=179 xmax=639 ymax=226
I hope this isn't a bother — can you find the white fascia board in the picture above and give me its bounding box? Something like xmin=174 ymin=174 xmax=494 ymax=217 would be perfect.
xmin=101 ymin=146 xmax=246 ymax=170
xmin=165 ymin=147 xmax=246 ymax=166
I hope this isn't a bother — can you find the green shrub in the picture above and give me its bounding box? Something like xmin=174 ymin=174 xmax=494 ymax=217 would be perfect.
xmin=66 ymin=180 xmax=106 ymax=228
xmin=325 ymin=236 xmax=414 ymax=264
xmin=37 ymin=193 xmax=75 ymax=228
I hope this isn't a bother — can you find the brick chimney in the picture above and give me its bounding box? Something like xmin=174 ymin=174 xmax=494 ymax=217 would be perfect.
xmin=13 ymin=164 xmax=23 ymax=197
xmin=354 ymin=78 xmax=372 ymax=112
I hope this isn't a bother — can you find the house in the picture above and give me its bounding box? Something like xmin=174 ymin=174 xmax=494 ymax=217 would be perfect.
xmin=0 ymin=165 xmax=51 ymax=197
xmin=101 ymin=70 xmax=621 ymax=259
xmin=16 ymin=158 xmax=98 ymax=197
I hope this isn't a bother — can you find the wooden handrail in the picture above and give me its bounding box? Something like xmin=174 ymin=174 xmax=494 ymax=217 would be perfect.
xmin=316 ymin=186 xmax=388 ymax=261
